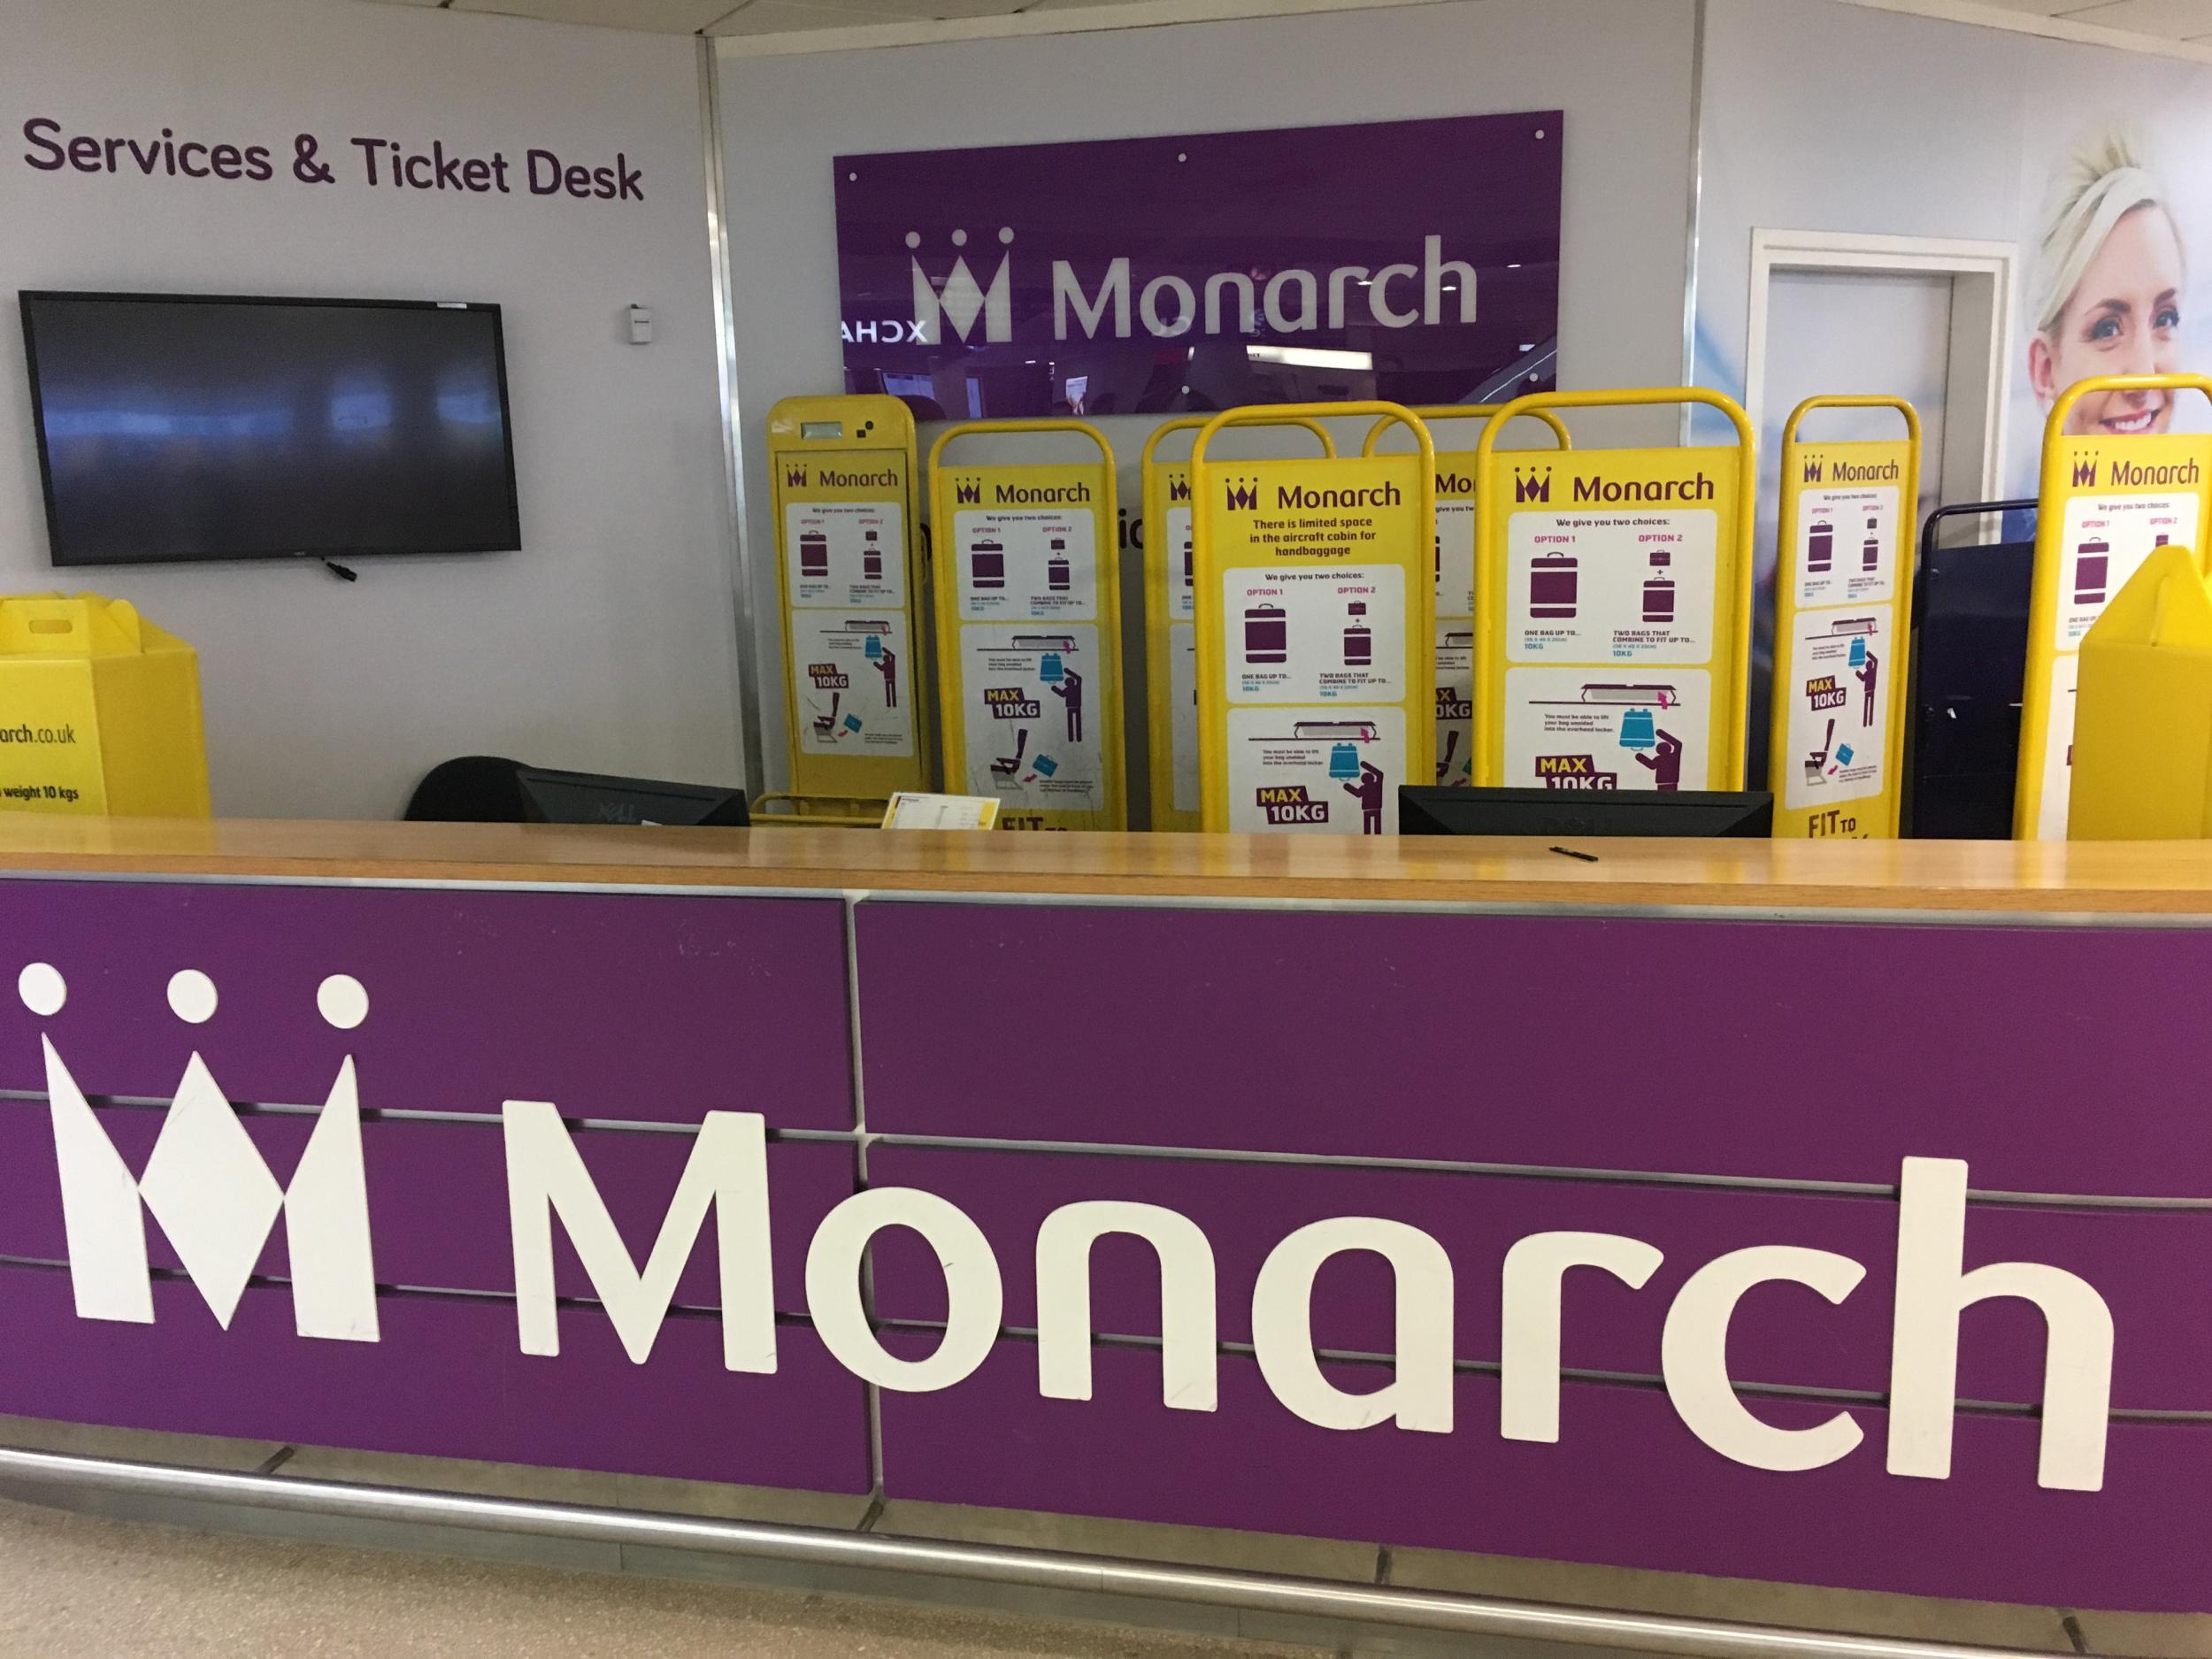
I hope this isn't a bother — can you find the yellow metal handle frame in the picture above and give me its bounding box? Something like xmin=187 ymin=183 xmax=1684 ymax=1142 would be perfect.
xmin=1360 ymin=403 xmax=1571 ymax=457
xmin=2044 ymin=374 xmax=2212 ymax=465
xmin=929 ymin=419 xmax=1114 ymax=473
xmin=1190 ymin=402 xmax=1437 ymax=833
xmin=2017 ymin=373 xmax=2212 ymax=838
xmin=926 ymin=418 xmax=1127 ymax=829
xmin=1141 ymin=414 xmax=1337 ymax=468
xmin=1781 ymin=395 xmax=1921 ymax=453
xmin=1771 ymin=395 xmax=1922 ymax=839
xmin=764 ymin=395 xmax=931 ymax=799
xmin=1471 ymin=387 xmax=1758 ymax=791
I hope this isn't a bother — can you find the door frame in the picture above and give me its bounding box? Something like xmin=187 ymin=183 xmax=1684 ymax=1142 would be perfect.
xmin=1743 ymin=228 xmax=2018 ymax=504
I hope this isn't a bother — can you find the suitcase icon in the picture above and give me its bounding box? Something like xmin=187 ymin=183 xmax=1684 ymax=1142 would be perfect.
xmin=1809 ymin=521 xmax=1833 ymax=573
xmin=1343 ymin=602 xmax=1371 ymax=667
xmin=2075 ymin=538 xmax=2109 ymax=605
xmin=1048 ymin=538 xmax=1071 ymax=592
xmin=1244 ymin=604 xmax=1288 ymax=664
xmin=1619 ymin=707 xmax=1657 ymax=749
xmin=1642 ymin=575 xmax=1676 ymax=624
xmin=971 ymin=539 xmax=1007 ymax=590
xmin=1328 ymin=741 xmax=1361 ymax=779
xmin=800 ymin=531 xmax=829 ymax=579
xmin=1529 ymin=551 xmax=1578 ymax=618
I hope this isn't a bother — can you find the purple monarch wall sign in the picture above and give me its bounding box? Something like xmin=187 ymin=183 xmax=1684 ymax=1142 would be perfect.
xmin=833 ymin=112 xmax=1562 ymax=420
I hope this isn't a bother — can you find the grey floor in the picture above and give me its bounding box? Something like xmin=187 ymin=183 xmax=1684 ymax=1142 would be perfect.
xmin=0 ymin=1496 xmax=1305 ymax=1659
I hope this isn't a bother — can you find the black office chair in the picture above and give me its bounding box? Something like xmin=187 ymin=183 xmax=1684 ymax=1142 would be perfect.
xmin=403 ymin=756 xmax=530 ymax=823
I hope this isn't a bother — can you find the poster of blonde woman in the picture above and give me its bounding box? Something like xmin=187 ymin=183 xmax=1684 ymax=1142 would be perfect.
xmin=2027 ymin=131 xmax=2190 ymax=441
xmin=2026 ymin=119 xmax=2212 ymax=484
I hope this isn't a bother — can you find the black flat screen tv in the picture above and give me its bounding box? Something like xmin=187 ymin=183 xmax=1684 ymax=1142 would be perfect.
xmin=19 ymin=291 xmax=519 ymax=566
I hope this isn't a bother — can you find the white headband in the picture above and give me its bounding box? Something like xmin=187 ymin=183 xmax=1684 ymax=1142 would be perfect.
xmin=2034 ymin=165 xmax=2167 ymax=334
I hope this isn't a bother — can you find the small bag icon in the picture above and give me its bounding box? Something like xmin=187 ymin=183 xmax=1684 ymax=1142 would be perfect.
xmin=864 ymin=634 xmax=884 ymax=660
xmin=971 ymin=539 xmax=1007 ymax=590
xmin=1529 ymin=550 xmax=1578 ymax=618
xmin=1244 ymin=604 xmax=1289 ymax=664
xmin=1328 ymin=741 xmax=1361 ymax=779
xmin=2075 ymin=538 xmax=2110 ymax=606
xmin=1642 ymin=575 xmax=1676 ymax=624
xmin=1038 ymin=652 xmax=1064 ymax=683
xmin=1033 ymin=754 xmax=1060 ymax=778
xmin=1619 ymin=707 xmax=1657 ymax=749
xmin=1848 ymin=636 xmax=1867 ymax=667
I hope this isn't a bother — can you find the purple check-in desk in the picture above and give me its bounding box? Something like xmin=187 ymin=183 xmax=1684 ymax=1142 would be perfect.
xmin=0 ymin=819 xmax=2208 ymax=1617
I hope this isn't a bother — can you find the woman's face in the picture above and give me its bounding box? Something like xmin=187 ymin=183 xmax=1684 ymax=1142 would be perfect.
xmin=2032 ymin=203 xmax=2186 ymax=435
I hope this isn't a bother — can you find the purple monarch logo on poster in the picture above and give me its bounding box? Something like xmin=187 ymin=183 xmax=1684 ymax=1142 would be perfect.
xmin=833 ymin=112 xmax=1561 ymax=421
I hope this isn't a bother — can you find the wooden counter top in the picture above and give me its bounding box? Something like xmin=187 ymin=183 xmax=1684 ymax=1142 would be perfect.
xmin=0 ymin=817 xmax=2208 ymax=915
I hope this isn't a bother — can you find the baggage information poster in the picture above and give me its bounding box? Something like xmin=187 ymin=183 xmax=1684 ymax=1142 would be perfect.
xmin=1479 ymin=446 xmax=1746 ymax=794
xmin=768 ymin=396 xmax=928 ymax=802
xmin=1142 ymin=450 xmax=1202 ymax=829
xmin=1770 ymin=434 xmax=1915 ymax=838
xmin=1194 ymin=455 xmax=1432 ymax=834
xmin=932 ymin=455 xmax=1126 ymax=831
xmin=1432 ymin=457 xmax=1479 ymax=787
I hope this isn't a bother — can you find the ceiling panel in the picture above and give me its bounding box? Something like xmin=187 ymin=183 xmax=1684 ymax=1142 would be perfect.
xmin=357 ymin=0 xmax=2212 ymax=50
xmin=2060 ymin=0 xmax=2212 ymax=37
xmin=706 ymin=0 xmax=922 ymax=32
xmin=449 ymin=0 xmax=742 ymax=29
xmin=1971 ymin=0 xmax=2099 ymax=15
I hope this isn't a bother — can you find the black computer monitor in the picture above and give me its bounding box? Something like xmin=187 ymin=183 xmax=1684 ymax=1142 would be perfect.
xmin=516 ymin=767 xmax=749 ymax=828
xmin=1398 ymin=786 xmax=1772 ymax=839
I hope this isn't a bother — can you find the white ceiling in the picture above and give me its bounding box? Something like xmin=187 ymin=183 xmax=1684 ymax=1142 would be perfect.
xmin=362 ymin=0 xmax=2212 ymax=50
xmin=1974 ymin=0 xmax=2212 ymax=40
xmin=371 ymin=0 xmax=1170 ymax=35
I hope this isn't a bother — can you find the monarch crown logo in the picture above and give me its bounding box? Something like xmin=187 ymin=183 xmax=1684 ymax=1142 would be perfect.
xmin=20 ymin=962 xmax=378 ymax=1342
xmin=1225 ymin=477 xmax=1260 ymax=511
xmin=1514 ymin=467 xmax=1552 ymax=504
xmin=2072 ymin=459 xmax=2099 ymax=488
xmin=909 ymin=227 xmax=1014 ymax=346
xmin=785 ymin=465 xmax=808 ymax=488
xmin=1801 ymin=460 xmax=1823 ymax=484
xmin=1169 ymin=478 xmax=1191 ymax=503
xmin=955 ymin=479 xmax=983 ymax=505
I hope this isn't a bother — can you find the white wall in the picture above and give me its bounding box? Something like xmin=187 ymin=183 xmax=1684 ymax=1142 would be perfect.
xmin=716 ymin=0 xmax=1701 ymax=792
xmin=2 ymin=0 xmax=744 ymax=818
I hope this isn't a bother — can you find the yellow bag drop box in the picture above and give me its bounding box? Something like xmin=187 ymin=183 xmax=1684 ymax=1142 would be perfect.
xmin=0 ymin=595 xmax=210 ymax=818
xmin=2070 ymin=546 xmax=2212 ymax=841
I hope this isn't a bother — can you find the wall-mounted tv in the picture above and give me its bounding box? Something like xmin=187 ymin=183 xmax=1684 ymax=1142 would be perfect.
xmin=19 ymin=291 xmax=520 ymax=566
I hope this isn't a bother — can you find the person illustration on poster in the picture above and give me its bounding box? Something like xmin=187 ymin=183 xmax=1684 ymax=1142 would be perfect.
xmin=1633 ymin=729 xmax=1683 ymax=792
xmin=1855 ymin=649 xmax=1878 ymax=728
xmin=1343 ymin=759 xmax=1386 ymax=834
xmin=874 ymin=645 xmax=898 ymax=710
xmin=2029 ymin=131 xmax=2188 ymax=437
xmin=1050 ymin=667 xmax=1084 ymax=743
